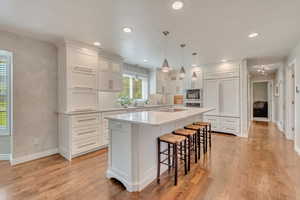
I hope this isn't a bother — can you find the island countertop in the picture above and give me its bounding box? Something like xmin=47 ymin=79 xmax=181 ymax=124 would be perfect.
xmin=105 ymin=107 xmax=214 ymax=125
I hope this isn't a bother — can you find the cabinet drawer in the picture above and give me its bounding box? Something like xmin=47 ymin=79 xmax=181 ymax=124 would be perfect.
xmin=72 ymin=126 xmax=99 ymax=141
xmin=70 ymin=66 xmax=97 ymax=90
xmin=72 ymin=136 xmax=99 ymax=155
xmin=203 ymin=116 xmax=219 ymax=130
xmin=72 ymin=114 xmax=99 ymax=128
xmin=67 ymin=47 xmax=98 ymax=68
xmin=109 ymin=121 xmax=130 ymax=131
xmin=68 ymin=89 xmax=98 ymax=112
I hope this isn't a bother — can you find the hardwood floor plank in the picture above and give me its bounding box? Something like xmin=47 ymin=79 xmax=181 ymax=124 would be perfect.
xmin=0 ymin=122 xmax=299 ymax=200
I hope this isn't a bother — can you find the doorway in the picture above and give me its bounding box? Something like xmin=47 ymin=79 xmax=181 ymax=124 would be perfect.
xmin=286 ymin=61 xmax=295 ymax=140
xmin=252 ymin=81 xmax=272 ymax=122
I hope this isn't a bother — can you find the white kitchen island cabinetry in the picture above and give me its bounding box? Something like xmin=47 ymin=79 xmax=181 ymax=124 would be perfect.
xmin=105 ymin=107 xmax=213 ymax=192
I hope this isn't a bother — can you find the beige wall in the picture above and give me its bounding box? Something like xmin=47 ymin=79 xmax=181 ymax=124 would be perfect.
xmin=288 ymin=41 xmax=300 ymax=154
xmin=0 ymin=31 xmax=58 ymax=159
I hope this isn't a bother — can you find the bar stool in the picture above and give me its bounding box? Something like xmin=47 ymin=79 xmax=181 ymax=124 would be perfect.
xmin=172 ymin=128 xmax=198 ymax=171
xmin=194 ymin=122 xmax=212 ymax=148
xmin=184 ymin=124 xmax=207 ymax=155
xmin=157 ymin=133 xmax=187 ymax=186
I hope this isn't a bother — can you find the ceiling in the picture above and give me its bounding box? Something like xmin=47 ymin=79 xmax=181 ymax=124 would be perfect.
xmin=1 ymin=0 xmax=300 ymax=69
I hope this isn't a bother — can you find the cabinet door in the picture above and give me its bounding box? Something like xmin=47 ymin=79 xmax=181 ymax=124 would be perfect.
xmin=219 ymin=78 xmax=239 ymax=117
xmin=204 ymin=79 xmax=219 ymax=115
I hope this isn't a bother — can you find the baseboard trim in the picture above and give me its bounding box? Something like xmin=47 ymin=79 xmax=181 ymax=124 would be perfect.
xmin=11 ymin=148 xmax=58 ymax=165
xmin=295 ymin=145 xmax=300 ymax=156
xmin=0 ymin=154 xmax=10 ymax=160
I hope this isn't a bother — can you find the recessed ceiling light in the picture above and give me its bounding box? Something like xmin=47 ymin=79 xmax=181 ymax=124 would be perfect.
xmin=123 ymin=27 xmax=133 ymax=33
xmin=143 ymin=59 xmax=148 ymax=63
xmin=93 ymin=42 xmax=101 ymax=46
xmin=248 ymin=32 xmax=259 ymax=38
xmin=172 ymin=1 xmax=184 ymax=10
xmin=221 ymin=59 xmax=227 ymax=63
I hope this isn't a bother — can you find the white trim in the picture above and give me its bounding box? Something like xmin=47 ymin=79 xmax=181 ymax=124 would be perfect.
xmin=0 ymin=154 xmax=10 ymax=160
xmin=250 ymin=80 xmax=274 ymax=122
xmin=285 ymin=60 xmax=296 ymax=141
xmin=11 ymin=148 xmax=58 ymax=165
xmin=276 ymin=121 xmax=284 ymax=132
xmin=295 ymin=145 xmax=300 ymax=156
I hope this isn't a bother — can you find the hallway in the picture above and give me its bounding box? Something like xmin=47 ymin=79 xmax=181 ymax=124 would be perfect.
xmin=0 ymin=122 xmax=299 ymax=200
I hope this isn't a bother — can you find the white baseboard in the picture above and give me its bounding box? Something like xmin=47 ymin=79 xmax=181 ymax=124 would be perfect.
xmin=295 ymin=145 xmax=300 ymax=156
xmin=11 ymin=148 xmax=58 ymax=165
xmin=0 ymin=154 xmax=10 ymax=160
xmin=276 ymin=121 xmax=284 ymax=132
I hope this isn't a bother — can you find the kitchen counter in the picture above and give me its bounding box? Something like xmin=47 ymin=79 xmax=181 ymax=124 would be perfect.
xmin=105 ymin=107 xmax=214 ymax=125
xmin=106 ymin=107 xmax=214 ymax=192
xmin=58 ymin=104 xmax=173 ymax=115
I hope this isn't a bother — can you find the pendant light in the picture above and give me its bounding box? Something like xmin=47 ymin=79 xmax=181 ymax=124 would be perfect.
xmin=179 ymin=44 xmax=186 ymax=79
xmin=192 ymin=52 xmax=201 ymax=72
xmin=192 ymin=71 xmax=197 ymax=81
xmin=161 ymin=31 xmax=170 ymax=73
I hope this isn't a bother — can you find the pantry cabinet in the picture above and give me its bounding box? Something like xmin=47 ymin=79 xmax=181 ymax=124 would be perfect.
xmin=203 ymin=62 xmax=241 ymax=136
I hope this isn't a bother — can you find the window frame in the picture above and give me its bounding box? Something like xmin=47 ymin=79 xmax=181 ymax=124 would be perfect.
xmin=121 ymin=73 xmax=148 ymax=100
xmin=0 ymin=50 xmax=12 ymax=136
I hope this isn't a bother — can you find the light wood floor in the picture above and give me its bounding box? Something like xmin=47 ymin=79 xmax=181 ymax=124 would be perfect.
xmin=0 ymin=122 xmax=299 ymax=200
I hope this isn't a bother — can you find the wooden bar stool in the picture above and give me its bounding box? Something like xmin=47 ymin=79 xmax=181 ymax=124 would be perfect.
xmin=184 ymin=124 xmax=207 ymax=156
xmin=194 ymin=122 xmax=212 ymax=148
xmin=157 ymin=133 xmax=187 ymax=186
xmin=172 ymin=128 xmax=197 ymax=171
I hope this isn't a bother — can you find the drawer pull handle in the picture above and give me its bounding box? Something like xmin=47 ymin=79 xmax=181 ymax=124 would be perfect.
xmin=77 ymin=130 xmax=96 ymax=136
xmin=78 ymin=142 xmax=96 ymax=149
xmin=78 ymin=118 xmax=97 ymax=122
xmin=74 ymin=86 xmax=94 ymax=90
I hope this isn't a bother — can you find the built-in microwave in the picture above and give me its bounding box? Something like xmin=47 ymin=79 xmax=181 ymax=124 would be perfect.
xmin=184 ymin=89 xmax=203 ymax=107
xmin=186 ymin=89 xmax=202 ymax=100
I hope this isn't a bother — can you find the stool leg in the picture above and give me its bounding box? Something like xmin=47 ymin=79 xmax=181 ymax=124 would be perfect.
xmin=209 ymin=124 xmax=212 ymax=148
xmin=205 ymin=127 xmax=208 ymax=152
xmin=194 ymin=134 xmax=197 ymax=163
xmin=202 ymin=129 xmax=206 ymax=155
xmin=157 ymin=138 xmax=161 ymax=184
xmin=188 ymin=136 xmax=191 ymax=171
xmin=168 ymin=143 xmax=171 ymax=172
xmin=184 ymin=139 xmax=187 ymax=175
xmin=174 ymin=143 xmax=178 ymax=186
xmin=197 ymin=131 xmax=201 ymax=159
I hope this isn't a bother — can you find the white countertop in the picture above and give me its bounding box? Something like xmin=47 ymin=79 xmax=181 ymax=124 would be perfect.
xmin=105 ymin=107 xmax=214 ymax=125
xmin=59 ymin=104 xmax=173 ymax=115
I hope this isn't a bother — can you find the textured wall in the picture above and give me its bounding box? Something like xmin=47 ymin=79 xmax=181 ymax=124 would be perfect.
xmin=0 ymin=31 xmax=58 ymax=159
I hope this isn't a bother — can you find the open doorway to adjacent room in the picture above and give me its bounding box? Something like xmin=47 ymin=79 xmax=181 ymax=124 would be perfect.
xmin=252 ymin=81 xmax=272 ymax=122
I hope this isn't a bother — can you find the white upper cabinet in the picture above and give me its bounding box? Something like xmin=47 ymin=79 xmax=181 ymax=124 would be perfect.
xmin=58 ymin=41 xmax=99 ymax=113
xmin=219 ymin=78 xmax=240 ymax=117
xmin=204 ymin=79 xmax=219 ymax=115
xmin=98 ymin=56 xmax=123 ymax=92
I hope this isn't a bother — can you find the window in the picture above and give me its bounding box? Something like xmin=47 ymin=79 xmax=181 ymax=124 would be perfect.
xmin=119 ymin=74 xmax=148 ymax=100
xmin=0 ymin=51 xmax=11 ymax=136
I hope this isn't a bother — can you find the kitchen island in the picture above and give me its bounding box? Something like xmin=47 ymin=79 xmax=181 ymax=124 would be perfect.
xmin=105 ymin=107 xmax=213 ymax=192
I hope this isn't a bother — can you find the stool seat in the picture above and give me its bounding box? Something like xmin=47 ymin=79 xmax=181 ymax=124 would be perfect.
xmin=173 ymin=128 xmax=197 ymax=136
xmin=159 ymin=133 xmax=186 ymax=144
xmin=194 ymin=122 xmax=210 ymax=126
xmin=185 ymin=124 xmax=204 ymax=130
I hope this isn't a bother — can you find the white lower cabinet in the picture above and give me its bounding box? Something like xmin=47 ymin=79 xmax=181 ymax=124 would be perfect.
xmin=59 ymin=113 xmax=104 ymax=160
xmin=204 ymin=115 xmax=240 ymax=135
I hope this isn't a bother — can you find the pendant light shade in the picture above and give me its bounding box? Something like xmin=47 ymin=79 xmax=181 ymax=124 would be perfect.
xmin=192 ymin=52 xmax=201 ymax=72
xmin=161 ymin=59 xmax=170 ymax=73
xmin=179 ymin=44 xmax=186 ymax=79
xmin=192 ymin=71 xmax=197 ymax=81
xmin=161 ymin=31 xmax=170 ymax=73
xmin=179 ymin=66 xmax=186 ymax=79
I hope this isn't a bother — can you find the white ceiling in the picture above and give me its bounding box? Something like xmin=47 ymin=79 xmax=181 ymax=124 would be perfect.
xmin=1 ymin=0 xmax=300 ymax=69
